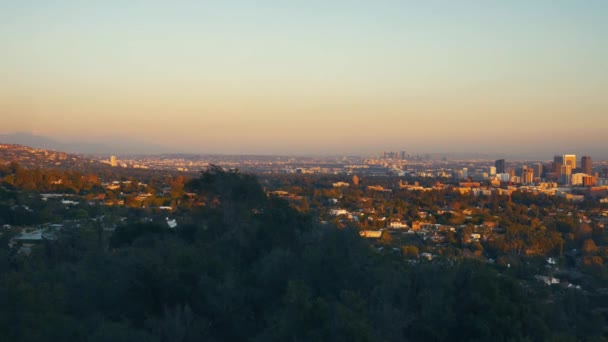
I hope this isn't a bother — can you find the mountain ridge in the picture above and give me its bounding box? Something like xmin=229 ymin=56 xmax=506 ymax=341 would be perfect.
xmin=0 ymin=132 xmax=171 ymax=155
xmin=0 ymin=143 xmax=108 ymax=170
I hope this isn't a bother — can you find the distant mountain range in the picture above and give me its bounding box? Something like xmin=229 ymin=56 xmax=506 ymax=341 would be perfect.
xmin=0 ymin=132 xmax=171 ymax=155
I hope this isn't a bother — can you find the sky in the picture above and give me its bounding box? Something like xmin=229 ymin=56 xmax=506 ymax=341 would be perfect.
xmin=1 ymin=1 xmax=607 ymax=156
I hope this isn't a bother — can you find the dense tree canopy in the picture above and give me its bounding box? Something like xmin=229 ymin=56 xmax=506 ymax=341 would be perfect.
xmin=0 ymin=167 xmax=606 ymax=341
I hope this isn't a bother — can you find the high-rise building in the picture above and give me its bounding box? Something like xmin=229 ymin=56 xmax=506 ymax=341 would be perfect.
xmin=553 ymin=155 xmax=564 ymax=176
xmin=564 ymin=154 xmax=576 ymax=169
xmin=543 ymin=163 xmax=553 ymax=179
xmin=581 ymin=156 xmax=592 ymax=175
xmin=495 ymin=159 xmax=505 ymax=174
xmin=534 ymin=163 xmax=543 ymax=180
xmin=523 ymin=168 xmax=534 ymax=184
xmin=489 ymin=166 xmax=497 ymax=176
xmin=553 ymin=155 xmax=576 ymax=178
xmin=560 ymin=164 xmax=572 ymax=184
xmin=553 ymin=155 xmax=564 ymax=165
xmin=516 ymin=165 xmax=528 ymax=177
xmin=110 ymin=155 xmax=117 ymax=167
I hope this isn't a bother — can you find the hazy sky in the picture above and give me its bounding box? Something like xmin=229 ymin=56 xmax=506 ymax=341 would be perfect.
xmin=1 ymin=1 xmax=607 ymax=155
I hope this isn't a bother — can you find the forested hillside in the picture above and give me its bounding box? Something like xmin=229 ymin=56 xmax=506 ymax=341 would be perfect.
xmin=0 ymin=167 xmax=606 ymax=341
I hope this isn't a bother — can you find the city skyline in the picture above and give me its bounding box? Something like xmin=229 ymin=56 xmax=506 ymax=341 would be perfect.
xmin=1 ymin=1 xmax=607 ymax=155
xmin=1 ymin=131 xmax=606 ymax=161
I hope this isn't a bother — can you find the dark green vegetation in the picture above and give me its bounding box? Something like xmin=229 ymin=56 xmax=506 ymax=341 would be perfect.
xmin=0 ymin=167 xmax=607 ymax=341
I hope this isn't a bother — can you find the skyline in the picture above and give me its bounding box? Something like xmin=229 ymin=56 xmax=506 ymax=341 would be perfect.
xmin=1 ymin=132 xmax=606 ymax=162
xmin=1 ymin=1 xmax=607 ymax=155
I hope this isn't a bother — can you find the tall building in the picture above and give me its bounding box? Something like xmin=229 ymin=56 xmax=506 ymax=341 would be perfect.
xmin=516 ymin=165 xmax=528 ymax=177
xmin=110 ymin=155 xmax=117 ymax=167
xmin=564 ymin=154 xmax=576 ymax=169
xmin=560 ymin=164 xmax=572 ymax=184
xmin=534 ymin=163 xmax=543 ymax=180
xmin=553 ymin=155 xmax=564 ymax=165
xmin=581 ymin=156 xmax=592 ymax=175
xmin=553 ymin=155 xmax=576 ymax=178
xmin=495 ymin=159 xmax=505 ymax=174
xmin=489 ymin=166 xmax=496 ymax=176
xmin=553 ymin=155 xmax=564 ymax=176
xmin=542 ymin=163 xmax=552 ymax=179
xmin=523 ymin=168 xmax=534 ymax=184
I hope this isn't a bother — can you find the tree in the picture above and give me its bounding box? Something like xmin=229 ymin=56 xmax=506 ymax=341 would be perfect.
xmin=380 ymin=231 xmax=393 ymax=245
xmin=458 ymin=225 xmax=473 ymax=247
xmin=401 ymin=245 xmax=419 ymax=257
xmin=582 ymin=239 xmax=598 ymax=255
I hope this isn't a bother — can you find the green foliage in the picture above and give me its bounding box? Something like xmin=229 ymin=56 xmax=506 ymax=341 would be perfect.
xmin=109 ymin=222 xmax=171 ymax=248
xmin=0 ymin=168 xmax=606 ymax=341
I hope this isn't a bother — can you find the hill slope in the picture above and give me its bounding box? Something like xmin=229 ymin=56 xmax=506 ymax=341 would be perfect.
xmin=0 ymin=144 xmax=106 ymax=170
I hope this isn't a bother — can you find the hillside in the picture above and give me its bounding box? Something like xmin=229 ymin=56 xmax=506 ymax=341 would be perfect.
xmin=0 ymin=132 xmax=171 ymax=154
xmin=0 ymin=144 xmax=106 ymax=170
xmin=1 ymin=166 xmax=606 ymax=341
